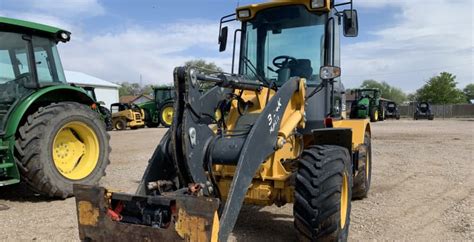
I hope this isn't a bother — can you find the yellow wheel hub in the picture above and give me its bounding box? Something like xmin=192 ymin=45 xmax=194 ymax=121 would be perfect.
xmin=374 ymin=110 xmax=379 ymax=121
xmin=162 ymin=106 xmax=174 ymax=126
xmin=52 ymin=121 xmax=99 ymax=180
xmin=340 ymin=172 xmax=349 ymax=229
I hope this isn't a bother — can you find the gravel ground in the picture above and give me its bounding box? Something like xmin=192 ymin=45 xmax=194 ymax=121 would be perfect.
xmin=0 ymin=119 xmax=472 ymax=241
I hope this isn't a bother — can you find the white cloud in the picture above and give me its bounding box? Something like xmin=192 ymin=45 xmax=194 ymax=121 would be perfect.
xmin=59 ymin=22 xmax=232 ymax=85
xmin=342 ymin=0 xmax=473 ymax=92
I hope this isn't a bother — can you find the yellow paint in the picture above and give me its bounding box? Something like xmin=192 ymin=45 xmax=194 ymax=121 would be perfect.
xmin=237 ymin=0 xmax=331 ymax=20
xmin=340 ymin=172 xmax=349 ymax=229
xmin=175 ymin=208 xmax=211 ymax=242
xmin=332 ymin=119 xmax=370 ymax=150
xmin=210 ymin=212 xmax=220 ymax=242
xmin=78 ymin=201 xmax=99 ymax=226
xmin=112 ymin=109 xmax=144 ymax=129
xmin=52 ymin=121 xmax=99 ymax=180
xmin=213 ymin=79 xmax=306 ymax=206
xmin=161 ymin=106 xmax=174 ymax=126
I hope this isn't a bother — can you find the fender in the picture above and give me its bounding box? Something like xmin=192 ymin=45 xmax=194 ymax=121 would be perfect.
xmin=332 ymin=119 xmax=370 ymax=149
xmin=3 ymin=85 xmax=94 ymax=140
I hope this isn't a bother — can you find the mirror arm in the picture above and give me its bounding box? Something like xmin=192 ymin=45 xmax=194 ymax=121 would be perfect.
xmin=231 ymin=29 xmax=242 ymax=74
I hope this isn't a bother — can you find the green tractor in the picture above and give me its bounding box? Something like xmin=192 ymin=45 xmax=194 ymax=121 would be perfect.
xmin=138 ymin=86 xmax=175 ymax=127
xmin=0 ymin=17 xmax=110 ymax=198
xmin=350 ymin=88 xmax=384 ymax=122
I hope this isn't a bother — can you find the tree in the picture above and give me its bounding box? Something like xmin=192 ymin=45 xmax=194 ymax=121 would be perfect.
xmin=415 ymin=72 xmax=466 ymax=104
xmin=119 ymin=82 xmax=142 ymax=96
xmin=359 ymin=79 xmax=407 ymax=104
xmin=118 ymin=83 xmax=160 ymax=97
xmin=184 ymin=59 xmax=223 ymax=74
xmin=463 ymin=83 xmax=474 ymax=102
xmin=184 ymin=59 xmax=224 ymax=89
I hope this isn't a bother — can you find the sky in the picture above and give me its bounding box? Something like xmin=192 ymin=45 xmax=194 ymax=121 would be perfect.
xmin=0 ymin=0 xmax=472 ymax=93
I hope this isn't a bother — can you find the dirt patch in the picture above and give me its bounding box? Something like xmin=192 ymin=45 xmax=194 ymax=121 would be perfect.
xmin=0 ymin=120 xmax=472 ymax=240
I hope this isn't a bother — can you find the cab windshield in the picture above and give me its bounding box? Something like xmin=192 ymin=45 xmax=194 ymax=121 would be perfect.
xmin=0 ymin=31 xmax=66 ymax=85
xmin=240 ymin=5 xmax=326 ymax=85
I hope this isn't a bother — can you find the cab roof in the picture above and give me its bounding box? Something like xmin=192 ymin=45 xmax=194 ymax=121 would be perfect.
xmin=237 ymin=0 xmax=331 ymax=20
xmin=0 ymin=16 xmax=70 ymax=41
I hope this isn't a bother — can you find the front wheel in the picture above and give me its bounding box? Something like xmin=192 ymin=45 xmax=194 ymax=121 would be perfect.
xmin=370 ymin=107 xmax=378 ymax=122
xmin=14 ymin=102 xmax=110 ymax=198
xmin=159 ymin=103 xmax=174 ymax=127
xmin=294 ymin=145 xmax=353 ymax=241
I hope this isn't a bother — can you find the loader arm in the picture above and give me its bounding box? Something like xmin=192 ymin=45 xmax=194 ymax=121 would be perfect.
xmin=218 ymin=76 xmax=302 ymax=240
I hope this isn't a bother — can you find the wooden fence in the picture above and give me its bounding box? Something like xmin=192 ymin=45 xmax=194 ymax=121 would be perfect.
xmin=399 ymin=104 xmax=474 ymax=118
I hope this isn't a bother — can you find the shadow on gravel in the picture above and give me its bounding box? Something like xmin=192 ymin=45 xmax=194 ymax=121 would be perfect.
xmin=0 ymin=183 xmax=57 ymax=202
xmin=233 ymin=205 xmax=296 ymax=242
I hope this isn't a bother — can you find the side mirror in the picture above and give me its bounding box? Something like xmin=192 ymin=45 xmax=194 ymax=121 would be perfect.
xmin=320 ymin=66 xmax=341 ymax=80
xmin=219 ymin=26 xmax=228 ymax=52
xmin=343 ymin=9 xmax=358 ymax=37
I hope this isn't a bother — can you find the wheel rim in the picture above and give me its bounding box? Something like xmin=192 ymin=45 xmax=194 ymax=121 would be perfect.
xmin=162 ymin=106 xmax=174 ymax=126
xmin=52 ymin=121 xmax=99 ymax=180
xmin=340 ymin=172 xmax=349 ymax=229
xmin=374 ymin=110 xmax=379 ymax=121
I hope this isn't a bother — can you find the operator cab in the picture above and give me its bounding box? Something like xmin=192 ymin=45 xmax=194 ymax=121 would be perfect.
xmin=218 ymin=1 xmax=358 ymax=131
xmin=239 ymin=5 xmax=324 ymax=87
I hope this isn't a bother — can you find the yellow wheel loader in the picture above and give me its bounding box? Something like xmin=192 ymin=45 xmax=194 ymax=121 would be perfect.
xmin=74 ymin=0 xmax=372 ymax=241
xmin=110 ymin=102 xmax=145 ymax=130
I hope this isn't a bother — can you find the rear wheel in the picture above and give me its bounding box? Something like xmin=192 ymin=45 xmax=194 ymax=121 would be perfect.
xmin=113 ymin=118 xmax=127 ymax=130
xmin=352 ymin=132 xmax=372 ymax=199
xmin=14 ymin=102 xmax=110 ymax=198
xmin=379 ymin=107 xmax=385 ymax=121
xmin=98 ymin=106 xmax=113 ymax=131
xmin=159 ymin=103 xmax=174 ymax=127
xmin=294 ymin=145 xmax=352 ymax=241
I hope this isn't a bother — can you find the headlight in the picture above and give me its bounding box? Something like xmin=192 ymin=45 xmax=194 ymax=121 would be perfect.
xmin=320 ymin=66 xmax=341 ymax=80
xmin=237 ymin=9 xmax=251 ymax=18
xmin=57 ymin=31 xmax=70 ymax=42
xmin=310 ymin=0 xmax=325 ymax=9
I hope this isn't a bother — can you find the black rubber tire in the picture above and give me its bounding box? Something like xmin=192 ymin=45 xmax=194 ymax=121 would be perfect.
xmin=370 ymin=107 xmax=378 ymax=122
xmin=379 ymin=106 xmax=385 ymax=121
xmin=113 ymin=118 xmax=127 ymax=130
xmin=14 ymin=102 xmax=110 ymax=198
xmin=159 ymin=102 xmax=174 ymax=128
xmin=98 ymin=106 xmax=113 ymax=131
xmin=294 ymin=145 xmax=353 ymax=242
xmin=352 ymin=132 xmax=372 ymax=199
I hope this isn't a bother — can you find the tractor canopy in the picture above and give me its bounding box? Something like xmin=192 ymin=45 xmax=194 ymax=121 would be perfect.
xmin=0 ymin=17 xmax=71 ymax=135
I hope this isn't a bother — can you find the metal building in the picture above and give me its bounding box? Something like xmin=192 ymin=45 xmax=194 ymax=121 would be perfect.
xmin=65 ymin=70 xmax=120 ymax=108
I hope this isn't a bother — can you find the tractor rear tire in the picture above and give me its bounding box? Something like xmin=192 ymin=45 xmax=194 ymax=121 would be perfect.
xmin=352 ymin=132 xmax=372 ymax=199
xmin=114 ymin=118 xmax=127 ymax=131
xmin=14 ymin=102 xmax=110 ymax=198
xmin=294 ymin=145 xmax=352 ymax=241
xmin=98 ymin=106 xmax=113 ymax=131
xmin=159 ymin=102 xmax=174 ymax=128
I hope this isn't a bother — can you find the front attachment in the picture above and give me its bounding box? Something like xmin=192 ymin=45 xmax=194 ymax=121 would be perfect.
xmin=74 ymin=184 xmax=220 ymax=241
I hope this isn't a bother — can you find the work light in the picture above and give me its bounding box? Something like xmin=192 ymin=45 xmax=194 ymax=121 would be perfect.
xmin=320 ymin=66 xmax=341 ymax=80
xmin=310 ymin=0 xmax=325 ymax=9
xmin=237 ymin=9 xmax=251 ymax=18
